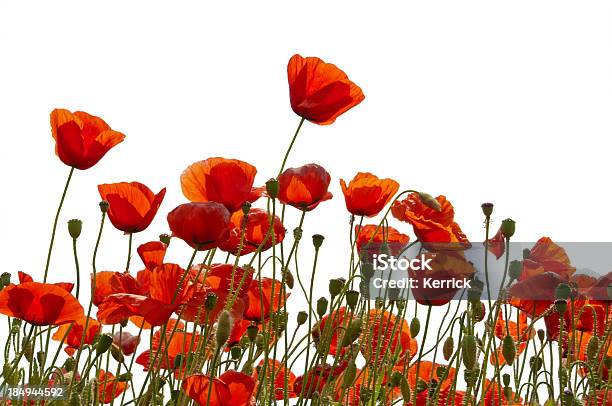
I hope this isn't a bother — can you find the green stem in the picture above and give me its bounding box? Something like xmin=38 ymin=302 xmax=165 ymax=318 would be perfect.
xmin=278 ymin=117 xmax=305 ymax=176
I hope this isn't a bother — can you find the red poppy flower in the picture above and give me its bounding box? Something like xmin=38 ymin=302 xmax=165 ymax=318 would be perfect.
xmin=0 ymin=282 xmax=84 ymax=326
xmin=137 ymin=241 xmax=167 ymax=270
xmin=355 ymin=224 xmax=410 ymax=256
xmin=244 ymin=278 xmax=287 ymax=321
xmin=52 ymin=316 xmax=100 ymax=355
xmin=92 ymin=271 xmax=143 ymax=307
xmin=254 ymin=359 xmax=297 ymax=400
xmin=181 ymin=157 xmax=261 ymax=213
xmin=98 ymin=182 xmax=166 ymax=233
xmin=113 ymin=331 xmax=141 ymax=356
xmin=361 ymin=309 xmax=418 ymax=366
xmin=183 ymin=370 xmax=256 ymax=406
xmin=494 ymin=312 xmax=534 ymax=342
xmin=521 ymin=237 xmax=575 ymax=281
xmin=287 ymin=54 xmax=364 ymax=125
xmin=294 ymin=362 xmax=347 ymax=399
xmin=486 ymin=227 xmax=505 ymax=259
xmin=391 ymin=193 xmax=469 ymax=247
xmin=311 ymin=307 xmax=354 ymax=357
xmin=50 ymin=109 xmax=125 ymax=170
xmin=136 ymin=324 xmax=201 ymax=372
xmin=219 ymin=209 xmax=285 ymax=256
xmin=340 ymin=172 xmax=399 ymax=217
xmin=18 ymin=271 xmax=74 ymax=293
xmin=277 ymin=164 xmax=332 ymax=211
xmin=97 ymin=370 xmax=128 ymax=404
xmin=200 ymin=264 xmax=254 ymax=300
xmin=509 ymin=272 xmax=563 ymax=317
xmin=167 ymin=202 xmax=231 ymax=250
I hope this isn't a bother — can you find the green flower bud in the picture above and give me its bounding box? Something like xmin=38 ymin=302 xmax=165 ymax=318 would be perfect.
xmin=508 ymin=260 xmax=522 ymax=280
xmin=312 ymin=234 xmax=325 ymax=249
xmin=67 ymin=219 xmax=82 ymax=239
xmin=328 ymin=278 xmax=345 ymax=297
xmin=467 ymin=278 xmax=484 ymax=301
xmin=247 ymin=324 xmax=258 ymax=342
xmin=283 ymin=269 xmax=294 ymax=289
xmin=99 ymin=200 xmax=109 ymax=213
xmin=111 ymin=344 xmax=124 ymax=363
xmin=63 ymin=357 xmax=76 ymax=372
xmin=159 ymin=233 xmax=171 ymax=245
xmin=502 ymin=373 xmax=510 ymax=387
xmin=481 ymin=202 xmax=494 ymax=217
xmin=500 ymin=218 xmax=515 ymax=238
xmin=215 ymin=310 xmax=232 ymax=348
xmin=435 ymin=366 xmax=446 ymax=380
xmin=241 ymin=201 xmax=251 ymax=216
xmin=316 ymin=297 xmax=328 ymax=317
xmin=346 ymin=290 xmax=360 ymax=310
xmin=342 ymin=362 xmax=357 ymax=389
xmin=255 ymin=334 xmax=264 ymax=349
xmin=96 ymin=334 xmax=113 ymax=355
xmin=341 ymin=319 xmax=362 ymax=348
xmin=297 ymin=311 xmax=308 ymax=325
xmin=471 ymin=301 xmax=485 ymax=322
xmin=443 ymin=337 xmax=454 ymax=361
xmin=293 ymin=227 xmax=302 ymax=241
xmin=530 ymin=356 xmax=543 ymax=371
xmin=502 ymin=335 xmax=516 ymax=366
xmin=555 ymin=283 xmax=571 ymax=300
xmin=205 ymin=293 xmax=218 ymax=311
xmin=418 ymin=192 xmax=441 ymax=212
xmin=1 ymin=272 xmax=11 ymax=288
xmin=360 ymin=262 xmax=374 ymax=279
xmin=230 ymin=346 xmax=242 ymax=360
xmin=415 ymin=378 xmax=428 ymax=393
xmin=555 ymin=299 xmax=568 ymax=314
xmin=462 ymin=335 xmax=477 ymax=370
xmin=265 ymin=178 xmax=279 ymax=199
xmin=410 ymin=317 xmax=420 ymax=338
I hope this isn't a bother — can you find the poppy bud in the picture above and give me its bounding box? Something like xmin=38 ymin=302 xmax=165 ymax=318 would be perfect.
xmin=316 ymin=297 xmax=328 ymax=317
xmin=555 ymin=283 xmax=571 ymax=300
xmin=346 ymin=290 xmax=360 ymax=309
xmin=341 ymin=319 xmax=362 ymax=348
xmin=502 ymin=373 xmax=510 ymax=387
xmin=500 ymin=218 xmax=515 ymax=238
xmin=96 ymin=334 xmax=113 ymax=355
xmin=111 ymin=344 xmax=124 ymax=363
xmin=216 ymin=311 xmax=232 ymax=350
xmin=312 ymin=234 xmax=325 ymax=249
xmin=555 ymin=299 xmax=567 ymax=314
xmin=36 ymin=351 xmax=45 ymax=366
xmin=205 ymin=293 xmax=218 ymax=311
xmin=462 ymin=335 xmax=477 ymax=370
xmin=502 ymin=335 xmax=516 ymax=366
xmin=400 ymin=376 xmax=411 ymax=401
xmin=117 ymin=372 xmax=132 ymax=382
xmin=247 ymin=324 xmax=258 ymax=342
xmin=410 ymin=317 xmax=420 ymax=338
xmin=360 ymin=262 xmax=374 ymax=279
xmin=241 ymin=201 xmax=251 ymax=215
xmin=329 ymin=278 xmax=345 ymax=297
xmin=293 ymin=227 xmax=302 ymax=241
xmin=265 ymin=178 xmax=279 ymax=199
xmin=230 ymin=346 xmax=242 ymax=360
xmin=537 ymin=329 xmax=545 ymax=342
xmin=67 ymin=219 xmax=82 ymax=239
xmin=99 ymin=200 xmax=109 ymax=213
xmin=296 ymin=311 xmax=308 ymax=325
xmin=508 ymin=260 xmax=522 ymax=281
xmin=63 ymin=357 xmax=75 ymax=372
xmin=0 ymin=272 xmax=11 ymax=289
xmin=522 ymin=248 xmax=531 ymax=259
xmin=530 ymin=356 xmax=543 ymax=371
xmin=587 ymin=336 xmax=599 ymax=361
xmin=481 ymin=202 xmax=494 ymax=217
xmin=255 ymin=334 xmax=264 ymax=349
xmin=390 ymin=371 xmax=403 ymax=387
xmin=159 ymin=233 xmax=171 ymax=245
xmin=443 ymin=337 xmax=454 ymax=361
xmin=283 ymin=269 xmax=294 ymax=289
xmin=342 ymin=361 xmax=357 ymax=389
xmin=418 ymin=192 xmax=441 ymax=212
xmin=471 ymin=301 xmax=485 ymax=322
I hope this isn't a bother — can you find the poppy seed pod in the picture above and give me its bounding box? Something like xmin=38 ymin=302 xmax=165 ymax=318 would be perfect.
xmin=418 ymin=192 xmax=442 ymax=212
xmin=461 ymin=335 xmax=477 ymax=370
xmin=346 ymin=290 xmax=360 ymax=309
xmin=500 ymin=218 xmax=515 ymax=238
xmin=205 ymin=293 xmax=218 ymax=311
xmin=410 ymin=317 xmax=420 ymax=338
xmin=99 ymin=200 xmax=109 ymax=213
xmin=215 ymin=310 xmax=232 ymax=349
xmin=159 ymin=233 xmax=171 ymax=245
xmin=230 ymin=346 xmax=242 ymax=360
xmin=297 ymin=311 xmax=308 ymax=325
xmin=502 ymin=373 xmax=510 ymax=387
xmin=443 ymin=336 xmax=454 ymax=361
xmin=241 ymin=201 xmax=251 ymax=216
xmin=67 ymin=219 xmax=82 ymax=239
xmin=316 ymin=297 xmax=328 ymax=317
xmin=481 ymin=202 xmax=494 ymax=217
xmin=555 ymin=283 xmax=571 ymax=300
xmin=96 ymin=334 xmax=113 ymax=355
xmin=537 ymin=329 xmax=545 ymax=342
xmin=247 ymin=324 xmax=258 ymax=342
xmin=0 ymin=273 xmax=10 ymax=289
xmin=329 ymin=278 xmax=345 ymax=297
xmin=312 ymin=234 xmax=325 ymax=249
xmin=471 ymin=301 xmax=485 ymax=322
xmin=508 ymin=260 xmax=522 ymax=280
xmin=502 ymin=335 xmax=516 ymax=366
xmin=265 ymin=178 xmax=279 ymax=199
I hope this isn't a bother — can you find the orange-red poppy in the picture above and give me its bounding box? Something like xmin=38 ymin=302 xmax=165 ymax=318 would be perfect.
xmin=113 ymin=331 xmax=141 ymax=356
xmin=50 ymin=109 xmax=125 ymax=170
xmin=0 ymin=281 xmax=84 ymax=326
xmin=52 ymin=316 xmax=100 ymax=355
xmin=406 ymin=361 xmax=457 ymax=396
xmin=97 ymin=370 xmax=128 ymax=404
xmin=287 ymin=54 xmax=364 ymax=125
xmin=98 ymin=182 xmax=165 ymax=233
xmin=293 ymin=362 xmax=347 ymax=399
xmin=486 ymin=227 xmax=505 ymax=259
xmin=181 ymin=157 xmax=261 ymax=213
xmin=219 ymin=208 xmax=285 ymax=256
xmin=136 ymin=324 xmax=201 ymax=372
xmin=244 ymin=278 xmax=287 ymax=321
xmin=311 ymin=307 xmax=354 ymax=357
xmin=18 ymin=271 xmax=74 ymax=293
xmin=183 ymin=370 xmax=256 ymax=406
xmin=355 ymin=224 xmax=410 ymax=255
xmin=391 ymin=193 xmax=469 ymax=246
xmin=137 ymin=241 xmax=167 ymax=270
xmin=254 ymin=359 xmax=297 ymax=400
xmin=494 ymin=312 xmax=534 ymax=342
xmin=361 ymin=309 xmax=418 ymax=367
xmin=277 ymin=164 xmax=332 ymax=211
xmin=92 ymin=271 xmax=143 ymax=307
xmin=200 ymin=263 xmax=254 ymax=300
xmin=167 ymin=202 xmax=231 ymax=250
xmin=521 ymin=237 xmax=575 ymax=281
xmin=340 ymin=172 xmax=399 ymax=217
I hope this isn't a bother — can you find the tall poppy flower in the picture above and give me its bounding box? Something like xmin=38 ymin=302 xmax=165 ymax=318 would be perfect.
xmin=0 ymin=282 xmax=84 ymax=326
xmin=92 ymin=271 xmax=144 ymax=307
xmin=182 ymin=370 xmax=256 ymax=406
xmin=521 ymin=237 xmax=575 ymax=281
xmin=219 ymin=208 xmax=285 ymax=255
xmin=181 ymin=157 xmax=261 ymax=213
xmin=311 ymin=307 xmax=354 ymax=357
xmin=136 ymin=241 xmax=167 ymax=270
xmin=244 ymin=278 xmax=287 ymax=321
xmin=293 ymin=362 xmax=347 ymax=399
xmin=287 ymin=54 xmax=365 ymax=125
xmin=98 ymin=182 xmax=166 ymax=233
xmin=97 ymin=370 xmax=128 ymax=404
xmin=494 ymin=312 xmax=534 ymax=342
xmin=355 ymin=224 xmax=409 ymax=254
xmin=340 ymin=172 xmax=399 ymax=217
xmin=52 ymin=316 xmax=101 ymax=355
xmin=277 ymin=164 xmax=332 ymax=211
xmin=167 ymin=202 xmax=231 ymax=250
xmin=136 ymin=323 xmax=201 ymax=373
xmin=50 ymin=109 xmax=125 ymax=170
xmin=391 ymin=193 xmax=469 ymax=247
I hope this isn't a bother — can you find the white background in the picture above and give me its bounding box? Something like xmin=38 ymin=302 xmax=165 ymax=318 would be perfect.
xmin=0 ymin=0 xmax=611 ymax=397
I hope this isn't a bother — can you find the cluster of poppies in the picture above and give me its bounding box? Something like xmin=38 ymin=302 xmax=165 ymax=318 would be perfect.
xmin=0 ymin=53 xmax=610 ymax=406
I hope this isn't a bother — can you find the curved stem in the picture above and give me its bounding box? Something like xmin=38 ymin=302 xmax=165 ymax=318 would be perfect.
xmin=278 ymin=117 xmax=305 ymax=176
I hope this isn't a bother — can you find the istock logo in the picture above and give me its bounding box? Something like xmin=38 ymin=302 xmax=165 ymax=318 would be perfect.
xmin=372 ymin=253 xmax=433 ymax=272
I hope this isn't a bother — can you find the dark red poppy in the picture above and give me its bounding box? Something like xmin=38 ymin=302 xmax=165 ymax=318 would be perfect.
xmin=97 ymin=370 xmax=128 ymax=404
xmin=0 ymin=282 xmax=84 ymax=326
xmin=181 ymin=157 xmax=261 ymax=213
xmin=509 ymin=272 xmax=563 ymax=317
xmin=137 ymin=241 xmax=167 ymax=270
xmin=50 ymin=109 xmax=125 ymax=170
xmin=219 ymin=209 xmax=285 ymax=255
xmin=294 ymin=362 xmax=347 ymax=399
xmin=182 ymin=370 xmax=256 ymax=406
xmin=244 ymin=278 xmax=287 ymax=321
xmin=340 ymin=172 xmax=398 ymax=217
xmin=361 ymin=309 xmax=417 ymax=367
xmin=355 ymin=224 xmax=410 ymax=254
xmin=287 ymin=54 xmax=365 ymax=125
xmin=52 ymin=316 xmax=101 ymax=355
xmin=113 ymin=331 xmax=141 ymax=356
xmin=167 ymin=202 xmax=231 ymax=250
xmin=277 ymin=164 xmax=332 ymax=211
xmin=98 ymin=182 xmax=166 ymax=233
xmin=391 ymin=193 xmax=469 ymax=246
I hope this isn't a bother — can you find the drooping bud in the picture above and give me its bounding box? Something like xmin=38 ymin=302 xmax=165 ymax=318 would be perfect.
xmin=341 ymin=319 xmax=362 ymax=348
xmin=329 ymin=278 xmax=345 ymax=297
xmin=67 ymin=219 xmax=83 ymax=239
xmin=265 ymin=178 xmax=279 ymax=199
xmin=346 ymin=290 xmax=359 ymax=310
xmin=312 ymin=234 xmax=325 ymax=249
xmin=410 ymin=317 xmax=420 ymax=338
xmin=215 ymin=310 xmax=232 ymax=349
xmin=443 ymin=337 xmax=454 ymax=361
xmin=296 ymin=311 xmax=308 ymax=325
xmin=1 ymin=272 xmax=11 ymax=288
xmin=462 ymin=335 xmax=477 ymax=370
xmin=96 ymin=334 xmax=113 ymax=355
xmin=418 ymin=192 xmax=441 ymax=212
xmin=316 ymin=297 xmax=328 ymax=317
xmin=99 ymin=200 xmax=109 ymax=213
xmin=63 ymin=357 xmax=76 ymax=372
xmin=481 ymin=203 xmax=494 ymax=217
xmin=508 ymin=260 xmax=522 ymax=280
xmin=500 ymin=218 xmax=515 ymax=239
xmin=159 ymin=233 xmax=171 ymax=245
xmin=502 ymin=335 xmax=516 ymax=366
